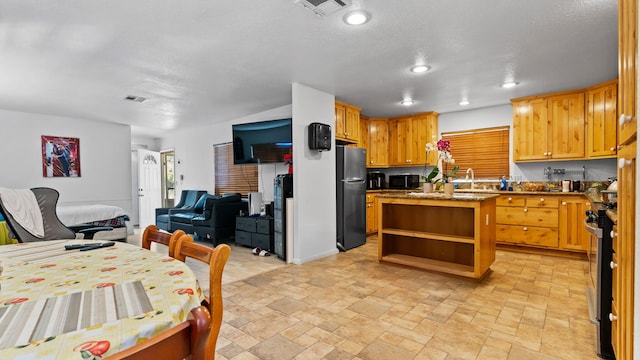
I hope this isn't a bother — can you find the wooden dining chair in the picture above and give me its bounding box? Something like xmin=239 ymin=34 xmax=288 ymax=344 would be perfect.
xmin=174 ymin=234 xmax=231 ymax=360
xmin=141 ymin=225 xmax=188 ymax=258
xmin=105 ymin=305 xmax=212 ymax=360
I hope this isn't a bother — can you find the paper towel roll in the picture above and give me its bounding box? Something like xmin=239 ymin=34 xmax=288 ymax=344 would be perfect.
xmin=248 ymin=192 xmax=262 ymax=215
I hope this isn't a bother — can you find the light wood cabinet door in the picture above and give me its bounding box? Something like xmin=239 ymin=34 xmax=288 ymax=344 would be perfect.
xmin=411 ymin=113 xmax=439 ymax=165
xmin=618 ymin=0 xmax=637 ymax=146
xmin=344 ymin=105 xmax=360 ymax=142
xmin=617 ymin=140 xmax=636 ymax=360
xmin=558 ymin=197 xmax=590 ymax=251
xmin=548 ymin=92 xmax=586 ymax=160
xmin=512 ymin=98 xmax=549 ymax=161
xmin=388 ymin=117 xmax=413 ymax=165
xmin=359 ymin=115 xmax=369 ymax=154
xmin=335 ymin=101 xmax=361 ymax=143
xmin=388 ymin=112 xmax=438 ymax=166
xmin=335 ymin=103 xmax=346 ymax=141
xmin=587 ymin=80 xmax=618 ymax=158
xmin=368 ymin=118 xmax=389 ymax=167
xmin=611 ymin=224 xmax=620 ymax=359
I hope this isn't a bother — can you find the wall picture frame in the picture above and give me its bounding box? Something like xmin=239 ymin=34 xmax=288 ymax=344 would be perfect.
xmin=41 ymin=135 xmax=81 ymax=177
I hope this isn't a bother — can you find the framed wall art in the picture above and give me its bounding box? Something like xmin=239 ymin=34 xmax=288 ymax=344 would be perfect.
xmin=41 ymin=136 xmax=81 ymax=177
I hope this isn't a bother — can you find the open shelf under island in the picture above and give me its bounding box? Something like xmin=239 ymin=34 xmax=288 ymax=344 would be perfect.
xmin=376 ymin=192 xmax=498 ymax=279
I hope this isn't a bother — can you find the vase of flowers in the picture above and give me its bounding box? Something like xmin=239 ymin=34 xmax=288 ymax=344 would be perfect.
xmin=424 ymin=139 xmax=459 ymax=194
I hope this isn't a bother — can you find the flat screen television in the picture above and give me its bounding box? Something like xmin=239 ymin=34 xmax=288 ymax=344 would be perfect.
xmin=232 ymin=118 xmax=292 ymax=165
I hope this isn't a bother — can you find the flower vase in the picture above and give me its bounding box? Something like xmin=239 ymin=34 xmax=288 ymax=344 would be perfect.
xmin=423 ymin=183 xmax=434 ymax=193
xmin=443 ymin=182 xmax=454 ymax=196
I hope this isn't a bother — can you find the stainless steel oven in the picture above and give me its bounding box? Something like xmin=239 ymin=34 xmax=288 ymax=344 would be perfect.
xmin=584 ymin=206 xmax=614 ymax=359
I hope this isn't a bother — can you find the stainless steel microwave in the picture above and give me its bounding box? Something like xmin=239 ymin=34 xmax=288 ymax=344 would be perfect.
xmin=388 ymin=175 xmax=420 ymax=189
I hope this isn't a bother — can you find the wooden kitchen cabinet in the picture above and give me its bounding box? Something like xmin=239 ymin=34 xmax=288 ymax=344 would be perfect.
xmin=367 ymin=118 xmax=389 ymax=167
xmin=495 ymin=195 xmax=559 ymax=248
xmin=366 ymin=193 xmax=377 ymax=234
xmin=618 ymin=0 xmax=637 ymax=146
xmin=587 ymin=79 xmax=618 ymax=158
xmin=512 ymin=98 xmax=549 ymax=161
xmin=616 ymin=140 xmax=636 ymax=360
xmin=359 ymin=115 xmax=369 ymax=151
xmin=558 ymin=196 xmax=591 ymax=251
xmin=335 ymin=100 xmax=361 ymax=143
xmin=512 ymin=90 xmax=586 ymax=161
xmin=388 ymin=112 xmax=438 ymax=166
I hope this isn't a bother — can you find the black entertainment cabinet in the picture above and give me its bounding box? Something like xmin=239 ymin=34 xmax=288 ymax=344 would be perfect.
xmin=235 ymin=216 xmax=274 ymax=252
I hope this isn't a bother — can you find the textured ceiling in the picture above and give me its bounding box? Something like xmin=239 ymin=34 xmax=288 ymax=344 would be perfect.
xmin=0 ymin=0 xmax=618 ymax=138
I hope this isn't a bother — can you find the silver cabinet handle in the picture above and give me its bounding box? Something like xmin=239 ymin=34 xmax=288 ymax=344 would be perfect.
xmin=610 ymin=313 xmax=618 ymax=322
xmin=619 ymin=114 xmax=633 ymax=125
xmin=540 ymin=198 xmax=545 ymax=202
xmin=611 ymin=230 xmax=617 ymax=238
xmin=523 ymin=227 xmax=528 ymax=231
xmin=524 ymin=208 xmax=528 ymax=213
xmin=562 ymin=202 xmax=567 ymax=206
xmin=619 ymin=158 xmax=632 ymax=168
xmin=611 ymin=147 xmax=616 ymax=151
xmin=611 ymin=261 xmax=618 ymax=269
xmin=508 ymin=197 xmax=512 ymax=202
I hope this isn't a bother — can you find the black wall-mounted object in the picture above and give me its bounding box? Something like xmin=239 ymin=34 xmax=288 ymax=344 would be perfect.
xmin=308 ymin=122 xmax=332 ymax=151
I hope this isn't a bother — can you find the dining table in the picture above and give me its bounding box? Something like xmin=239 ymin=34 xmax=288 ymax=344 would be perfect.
xmin=0 ymin=239 xmax=205 ymax=359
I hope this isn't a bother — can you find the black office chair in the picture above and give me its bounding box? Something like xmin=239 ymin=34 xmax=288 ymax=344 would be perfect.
xmin=0 ymin=187 xmax=111 ymax=242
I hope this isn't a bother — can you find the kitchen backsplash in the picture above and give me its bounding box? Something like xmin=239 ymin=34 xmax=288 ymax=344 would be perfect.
xmin=369 ymin=158 xmax=618 ymax=183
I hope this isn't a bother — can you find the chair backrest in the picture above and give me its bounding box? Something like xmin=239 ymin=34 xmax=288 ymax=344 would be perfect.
xmin=175 ymin=190 xmax=208 ymax=210
xmin=174 ymin=234 xmax=231 ymax=360
xmin=141 ymin=225 xmax=188 ymax=258
xmin=0 ymin=187 xmax=75 ymax=242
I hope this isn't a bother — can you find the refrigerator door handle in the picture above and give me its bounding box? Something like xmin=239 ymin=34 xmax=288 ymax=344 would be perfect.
xmin=341 ymin=178 xmax=365 ymax=183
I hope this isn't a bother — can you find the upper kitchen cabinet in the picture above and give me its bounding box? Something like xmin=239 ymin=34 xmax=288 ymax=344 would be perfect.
xmin=335 ymin=100 xmax=361 ymax=143
xmin=367 ymin=118 xmax=389 ymax=167
xmin=512 ymin=90 xmax=585 ymax=161
xmin=618 ymin=0 xmax=637 ymax=145
xmin=388 ymin=112 xmax=438 ymax=166
xmin=512 ymin=98 xmax=548 ymax=161
xmin=359 ymin=115 xmax=369 ymax=150
xmin=587 ymin=79 xmax=618 ymax=158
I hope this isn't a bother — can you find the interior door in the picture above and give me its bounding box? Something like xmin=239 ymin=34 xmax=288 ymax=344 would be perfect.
xmin=137 ymin=149 xmax=162 ymax=229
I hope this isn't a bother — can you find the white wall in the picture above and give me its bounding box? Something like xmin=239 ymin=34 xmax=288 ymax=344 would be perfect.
xmin=158 ymin=105 xmax=292 ymax=196
xmin=291 ymin=83 xmax=338 ymax=264
xmin=0 ymin=108 xmax=132 ymax=211
xmin=439 ymin=105 xmax=617 ymax=182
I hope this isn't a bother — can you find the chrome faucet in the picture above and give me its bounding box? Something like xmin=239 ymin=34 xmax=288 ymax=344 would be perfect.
xmin=465 ymin=168 xmax=475 ymax=189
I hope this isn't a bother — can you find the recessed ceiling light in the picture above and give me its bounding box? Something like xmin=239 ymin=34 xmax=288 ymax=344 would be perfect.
xmin=501 ymin=82 xmax=519 ymax=88
xmin=343 ymin=10 xmax=370 ymax=25
xmin=400 ymin=99 xmax=415 ymax=106
xmin=459 ymin=100 xmax=470 ymax=106
xmin=410 ymin=65 xmax=431 ymax=73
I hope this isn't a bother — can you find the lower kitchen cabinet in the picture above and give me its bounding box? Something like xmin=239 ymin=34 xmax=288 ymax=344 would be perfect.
xmin=496 ymin=195 xmax=559 ymax=249
xmin=558 ymin=196 xmax=591 ymax=251
xmin=366 ymin=192 xmax=379 ymax=234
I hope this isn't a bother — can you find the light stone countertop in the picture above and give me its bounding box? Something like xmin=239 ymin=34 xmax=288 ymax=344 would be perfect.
xmin=375 ymin=192 xmax=500 ymax=201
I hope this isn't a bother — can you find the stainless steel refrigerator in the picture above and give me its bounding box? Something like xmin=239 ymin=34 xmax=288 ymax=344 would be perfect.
xmin=336 ymin=146 xmax=366 ymax=251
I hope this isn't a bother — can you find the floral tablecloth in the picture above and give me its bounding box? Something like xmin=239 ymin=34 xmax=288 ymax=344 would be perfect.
xmin=0 ymin=240 xmax=204 ymax=359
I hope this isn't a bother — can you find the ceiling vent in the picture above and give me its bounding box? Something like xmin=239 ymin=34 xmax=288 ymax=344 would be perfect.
xmin=295 ymin=0 xmax=351 ymax=16
xmin=124 ymin=95 xmax=148 ymax=103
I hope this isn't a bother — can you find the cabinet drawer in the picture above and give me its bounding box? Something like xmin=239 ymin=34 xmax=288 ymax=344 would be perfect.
xmin=496 ymin=195 xmax=526 ymax=207
xmin=496 ymin=207 xmax=558 ymax=227
xmin=236 ymin=217 xmax=256 ymax=232
xmin=235 ymin=230 xmax=252 ymax=246
xmin=252 ymin=233 xmax=273 ymax=251
xmin=496 ymin=225 xmax=559 ymax=247
xmin=526 ymin=196 xmax=559 ymax=208
xmin=256 ymin=218 xmax=273 ymax=234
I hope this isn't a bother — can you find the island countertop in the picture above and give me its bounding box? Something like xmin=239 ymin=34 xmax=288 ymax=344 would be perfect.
xmin=375 ymin=192 xmax=500 ymax=202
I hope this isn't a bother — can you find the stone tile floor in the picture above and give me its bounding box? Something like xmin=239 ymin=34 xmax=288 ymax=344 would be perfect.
xmin=128 ymin=230 xmax=599 ymax=360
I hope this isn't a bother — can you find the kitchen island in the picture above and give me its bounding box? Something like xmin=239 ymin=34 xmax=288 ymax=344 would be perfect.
xmin=376 ymin=192 xmax=498 ymax=279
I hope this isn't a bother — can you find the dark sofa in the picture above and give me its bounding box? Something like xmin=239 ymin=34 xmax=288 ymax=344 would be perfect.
xmin=155 ymin=190 xmax=207 ymax=231
xmin=192 ymin=194 xmax=247 ymax=244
